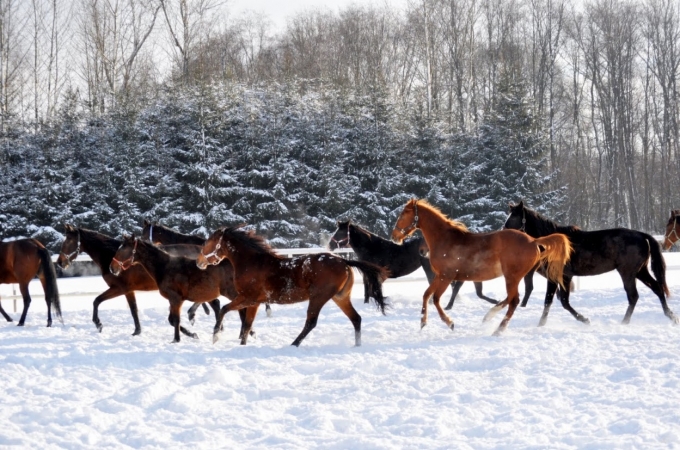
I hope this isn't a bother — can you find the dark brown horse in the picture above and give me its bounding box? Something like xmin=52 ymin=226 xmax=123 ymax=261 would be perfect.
xmin=0 ymin=238 xmax=62 ymax=327
xmin=391 ymin=199 xmax=572 ymax=335
xmin=197 ymin=226 xmax=389 ymax=347
xmin=142 ymin=220 xmax=273 ymax=317
xmin=57 ymin=225 xmax=230 ymax=335
xmin=663 ymin=209 xmax=680 ymax=251
xmin=506 ymin=201 xmax=678 ymax=325
xmin=329 ymin=220 xmax=497 ymax=308
xmin=110 ymin=235 xmax=259 ymax=343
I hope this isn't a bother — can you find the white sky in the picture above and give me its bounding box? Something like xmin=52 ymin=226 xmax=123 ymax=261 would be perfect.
xmin=226 ymin=0 xmax=410 ymax=30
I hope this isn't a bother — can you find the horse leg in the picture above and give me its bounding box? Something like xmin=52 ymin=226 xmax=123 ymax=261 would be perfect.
xmin=431 ymin=278 xmax=456 ymax=330
xmin=620 ymin=274 xmax=639 ymax=325
xmin=92 ymin=287 xmax=126 ymax=333
xmin=213 ymin=296 xmax=244 ymax=343
xmin=124 ymin=293 xmax=142 ymax=336
xmin=16 ymin=284 xmax=32 ymax=327
xmin=520 ymin=268 xmax=535 ymax=307
xmin=167 ymin=299 xmax=194 ymax=343
xmin=556 ymin=277 xmax=590 ymax=324
xmin=265 ymin=303 xmax=272 ymax=317
xmin=636 ymin=267 xmax=679 ymax=324
xmin=483 ymin=297 xmax=510 ymax=322
xmin=492 ymin=281 xmax=521 ymax=336
xmin=291 ymin=299 xmax=327 ymax=347
xmin=239 ymin=305 xmax=261 ymax=345
xmin=236 ymin=306 xmax=257 ymax=340
xmin=0 ymin=297 xmax=12 ymax=322
xmin=187 ymin=302 xmax=200 ymax=325
xmin=420 ymin=282 xmax=438 ymax=329
xmin=333 ymin=293 xmax=362 ymax=346
xmin=206 ymin=299 xmax=225 ymax=332
xmin=537 ymin=281 xmax=559 ymax=327
xmin=444 ymin=281 xmax=464 ymax=310
xmin=474 ymin=281 xmax=498 ymax=304
xmin=363 ymin=274 xmax=370 ymax=304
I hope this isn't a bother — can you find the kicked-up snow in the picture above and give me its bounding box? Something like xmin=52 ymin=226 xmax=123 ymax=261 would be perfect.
xmin=1 ymin=256 xmax=680 ymax=449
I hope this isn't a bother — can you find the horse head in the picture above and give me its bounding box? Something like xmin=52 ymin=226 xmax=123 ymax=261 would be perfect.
xmin=503 ymin=201 xmax=526 ymax=231
xmin=391 ymin=199 xmax=419 ymax=243
xmin=110 ymin=234 xmax=139 ymax=276
xmin=329 ymin=220 xmax=351 ymax=250
xmin=57 ymin=224 xmax=81 ymax=269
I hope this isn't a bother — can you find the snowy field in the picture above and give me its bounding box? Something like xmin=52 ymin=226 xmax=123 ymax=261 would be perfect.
xmin=1 ymin=255 xmax=680 ymax=449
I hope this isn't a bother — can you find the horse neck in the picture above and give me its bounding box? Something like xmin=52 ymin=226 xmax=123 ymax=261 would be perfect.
xmin=417 ymin=206 xmax=464 ymax=245
xmin=225 ymin=237 xmax=278 ymax=269
xmin=134 ymin=242 xmax=171 ymax=280
xmin=526 ymin=213 xmax=570 ymax=237
xmin=165 ymin=229 xmax=205 ymax=246
xmin=79 ymin=230 xmax=117 ymax=268
xmin=348 ymin=225 xmax=378 ymax=255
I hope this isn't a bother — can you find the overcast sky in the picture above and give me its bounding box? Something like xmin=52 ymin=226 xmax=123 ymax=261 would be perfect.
xmin=226 ymin=0 xmax=409 ymax=30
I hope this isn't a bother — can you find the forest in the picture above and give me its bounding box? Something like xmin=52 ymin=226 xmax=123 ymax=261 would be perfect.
xmin=0 ymin=0 xmax=678 ymax=249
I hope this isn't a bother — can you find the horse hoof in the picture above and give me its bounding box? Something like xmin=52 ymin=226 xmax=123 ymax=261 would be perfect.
xmin=582 ymin=317 xmax=591 ymax=325
xmin=212 ymin=334 xmax=220 ymax=344
xmin=132 ymin=329 xmax=142 ymax=336
xmin=46 ymin=322 xmax=52 ymax=328
xmin=449 ymin=323 xmax=455 ymax=331
xmin=96 ymin=324 xmax=103 ymax=333
xmin=189 ymin=318 xmax=196 ymax=326
xmin=420 ymin=322 xmax=427 ymax=330
xmin=266 ymin=309 xmax=272 ymax=318
xmin=444 ymin=305 xmax=452 ymax=311
xmin=191 ymin=333 xmax=199 ymax=339
xmin=16 ymin=322 xmax=25 ymax=327
xmin=249 ymin=330 xmax=257 ymax=338
xmin=492 ymin=329 xmax=503 ymax=337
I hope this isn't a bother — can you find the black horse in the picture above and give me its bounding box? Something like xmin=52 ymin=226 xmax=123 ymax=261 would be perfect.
xmin=329 ymin=220 xmax=498 ymax=309
xmin=504 ymin=201 xmax=678 ymax=325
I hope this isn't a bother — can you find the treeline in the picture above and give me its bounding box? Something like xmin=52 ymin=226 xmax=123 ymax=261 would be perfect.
xmin=1 ymin=0 xmax=680 ymax=247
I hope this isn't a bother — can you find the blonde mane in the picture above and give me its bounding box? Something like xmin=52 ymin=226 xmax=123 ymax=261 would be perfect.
xmin=413 ymin=199 xmax=469 ymax=233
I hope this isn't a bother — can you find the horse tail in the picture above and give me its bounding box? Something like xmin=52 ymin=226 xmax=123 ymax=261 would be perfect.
xmin=37 ymin=246 xmax=63 ymax=324
xmin=646 ymin=234 xmax=670 ymax=298
xmin=534 ymin=234 xmax=573 ymax=290
xmin=346 ymin=260 xmax=390 ymax=315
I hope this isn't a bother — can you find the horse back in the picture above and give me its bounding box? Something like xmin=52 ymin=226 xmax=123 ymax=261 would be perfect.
xmin=353 ymin=235 xmax=423 ymax=278
xmin=565 ymin=228 xmax=652 ymax=276
xmin=0 ymin=239 xmax=44 ymax=284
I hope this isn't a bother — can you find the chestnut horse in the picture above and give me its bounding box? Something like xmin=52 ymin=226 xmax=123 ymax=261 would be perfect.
xmin=57 ymin=225 xmax=232 ymax=335
xmin=110 ymin=235 xmax=258 ymax=343
xmin=507 ymin=202 xmax=678 ymax=325
xmin=329 ymin=220 xmax=497 ymax=309
xmin=142 ymin=220 xmax=272 ymax=317
xmin=391 ymin=199 xmax=572 ymax=335
xmin=197 ymin=226 xmax=389 ymax=347
xmin=663 ymin=209 xmax=680 ymax=251
xmin=0 ymin=238 xmax=62 ymax=327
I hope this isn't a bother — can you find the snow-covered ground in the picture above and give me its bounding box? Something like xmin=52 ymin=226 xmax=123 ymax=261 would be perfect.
xmin=1 ymin=256 xmax=680 ymax=449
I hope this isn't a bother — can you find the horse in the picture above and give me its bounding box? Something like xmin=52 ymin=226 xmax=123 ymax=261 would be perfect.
xmin=196 ymin=225 xmax=389 ymax=347
xmin=505 ymin=201 xmax=678 ymax=325
xmin=662 ymin=209 xmax=680 ymax=250
xmin=110 ymin=234 xmax=259 ymax=343
xmin=57 ymin=225 xmax=236 ymax=335
xmin=391 ymin=199 xmax=572 ymax=335
xmin=329 ymin=220 xmax=498 ymax=309
xmin=142 ymin=220 xmax=273 ymax=318
xmin=0 ymin=238 xmax=62 ymax=327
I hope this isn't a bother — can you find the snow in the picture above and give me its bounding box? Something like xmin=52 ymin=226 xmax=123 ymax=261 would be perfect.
xmin=1 ymin=256 xmax=680 ymax=448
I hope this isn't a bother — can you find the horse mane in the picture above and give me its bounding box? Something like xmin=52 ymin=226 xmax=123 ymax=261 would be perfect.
xmin=348 ymin=221 xmax=377 ymax=241
xmin=77 ymin=227 xmax=121 ymax=254
xmin=521 ymin=206 xmax=581 ymax=234
xmin=222 ymin=226 xmax=282 ymax=259
xmin=416 ymin=200 xmax=469 ymax=233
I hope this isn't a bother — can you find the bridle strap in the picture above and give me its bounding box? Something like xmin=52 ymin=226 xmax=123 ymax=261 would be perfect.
xmin=112 ymin=238 xmax=138 ymax=270
xmin=331 ymin=226 xmax=350 ymax=247
xmin=398 ymin=201 xmax=419 ymax=235
xmin=60 ymin=230 xmax=81 ymax=263
xmin=149 ymin=224 xmax=154 ymax=243
xmin=520 ymin=208 xmax=527 ymax=232
xmin=201 ymin=233 xmax=224 ymax=263
xmin=665 ymin=216 xmax=679 ymax=248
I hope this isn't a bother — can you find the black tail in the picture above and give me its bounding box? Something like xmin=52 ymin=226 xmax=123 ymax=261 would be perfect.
xmin=647 ymin=235 xmax=670 ymax=297
xmin=37 ymin=247 xmax=62 ymax=324
xmin=346 ymin=260 xmax=390 ymax=315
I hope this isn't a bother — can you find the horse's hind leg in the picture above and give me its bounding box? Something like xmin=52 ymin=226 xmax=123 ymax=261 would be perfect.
xmin=187 ymin=302 xmax=201 ymax=325
xmin=431 ymin=277 xmax=456 ymax=330
xmin=555 ymin=277 xmax=590 ymax=324
xmin=168 ymin=300 xmax=195 ymax=342
xmin=125 ymin=293 xmax=142 ymax=335
xmin=16 ymin=284 xmax=32 ymax=327
xmin=92 ymin=287 xmax=125 ymax=333
xmin=474 ymin=282 xmax=498 ymax=305
xmin=520 ymin=268 xmax=536 ymax=307
xmin=537 ymin=281 xmax=559 ymax=326
xmin=620 ymin=273 xmax=640 ymax=325
xmin=239 ymin=305 xmax=261 ymax=345
xmin=265 ymin=303 xmax=272 ymax=317
xmin=493 ymin=281 xmax=521 ymax=336
xmin=0 ymin=297 xmax=12 ymax=322
xmin=444 ymin=281 xmax=464 ymax=310
xmin=291 ymin=299 xmax=327 ymax=347
xmin=333 ymin=293 xmax=362 ymax=346
xmin=236 ymin=305 xmax=257 ymax=339
xmin=636 ymin=267 xmax=679 ymax=323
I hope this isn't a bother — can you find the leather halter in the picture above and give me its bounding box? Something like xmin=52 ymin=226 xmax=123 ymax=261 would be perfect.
xmin=111 ymin=238 xmax=139 ymax=271
xmin=397 ymin=201 xmax=419 ymax=236
xmin=665 ymin=215 xmax=679 ymax=248
xmin=60 ymin=230 xmax=81 ymax=264
xmin=331 ymin=226 xmax=350 ymax=248
xmin=519 ymin=207 xmax=527 ymax=232
xmin=200 ymin=233 xmax=224 ymax=265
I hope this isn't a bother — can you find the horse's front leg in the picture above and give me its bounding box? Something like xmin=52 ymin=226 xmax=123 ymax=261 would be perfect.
xmin=213 ymin=296 xmax=245 ymax=344
xmin=167 ymin=299 xmax=193 ymax=343
xmin=0 ymin=296 xmax=13 ymax=322
xmin=431 ymin=277 xmax=456 ymax=330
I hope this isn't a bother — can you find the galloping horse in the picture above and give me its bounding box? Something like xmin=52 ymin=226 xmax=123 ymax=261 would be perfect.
xmin=110 ymin=235 xmax=258 ymax=343
xmin=663 ymin=210 xmax=680 ymax=250
xmin=391 ymin=199 xmax=572 ymax=335
xmin=197 ymin=226 xmax=389 ymax=347
xmin=506 ymin=202 xmax=678 ymax=325
xmin=57 ymin=225 xmax=232 ymax=335
xmin=329 ymin=220 xmax=497 ymax=309
xmin=142 ymin=220 xmax=272 ymax=318
xmin=0 ymin=238 xmax=62 ymax=327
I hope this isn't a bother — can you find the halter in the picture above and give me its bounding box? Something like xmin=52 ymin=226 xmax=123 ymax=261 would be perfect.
xmin=331 ymin=226 xmax=350 ymax=248
xmin=60 ymin=230 xmax=81 ymax=264
xmin=397 ymin=201 xmax=420 ymax=236
xmin=111 ymin=238 xmax=139 ymax=271
xmin=519 ymin=207 xmax=527 ymax=232
xmin=200 ymin=233 xmax=224 ymax=265
xmin=148 ymin=224 xmax=154 ymax=242
xmin=665 ymin=215 xmax=680 ymax=248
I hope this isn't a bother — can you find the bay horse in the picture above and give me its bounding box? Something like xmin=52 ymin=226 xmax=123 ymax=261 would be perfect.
xmin=142 ymin=220 xmax=273 ymax=318
xmin=505 ymin=201 xmax=678 ymax=325
xmin=662 ymin=209 xmax=680 ymax=250
xmin=329 ymin=220 xmax=497 ymax=309
xmin=391 ymin=199 xmax=572 ymax=335
xmin=0 ymin=238 xmax=62 ymax=327
xmin=110 ymin=235 xmax=260 ymax=343
xmin=57 ymin=225 xmax=235 ymax=335
xmin=196 ymin=226 xmax=389 ymax=347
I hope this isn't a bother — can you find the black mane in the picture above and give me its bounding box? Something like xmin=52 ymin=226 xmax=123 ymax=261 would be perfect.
xmin=522 ymin=207 xmax=580 ymax=236
xmin=222 ymin=226 xmax=282 ymax=259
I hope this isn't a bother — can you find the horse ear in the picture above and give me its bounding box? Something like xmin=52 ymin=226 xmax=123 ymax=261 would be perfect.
xmin=518 ymin=200 xmax=524 ymax=208
xmin=143 ymin=219 xmax=150 ymax=226
xmin=64 ymin=223 xmax=72 ymax=232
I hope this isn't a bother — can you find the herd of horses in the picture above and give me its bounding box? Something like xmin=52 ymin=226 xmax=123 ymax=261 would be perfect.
xmin=1 ymin=200 xmax=679 ymax=347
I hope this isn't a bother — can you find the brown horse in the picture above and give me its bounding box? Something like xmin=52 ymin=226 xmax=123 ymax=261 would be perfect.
xmin=391 ymin=199 xmax=572 ymax=335
xmin=663 ymin=210 xmax=680 ymax=250
xmin=110 ymin=235 xmax=258 ymax=343
xmin=196 ymin=226 xmax=389 ymax=347
xmin=0 ymin=238 xmax=62 ymax=327
xmin=57 ymin=225 xmax=232 ymax=335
